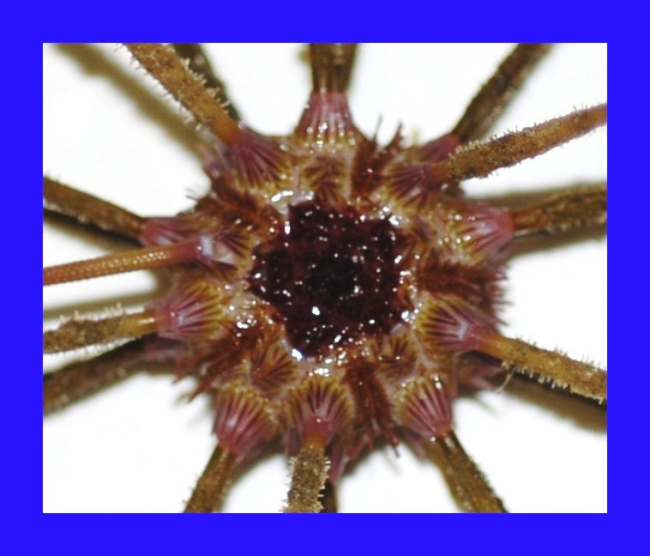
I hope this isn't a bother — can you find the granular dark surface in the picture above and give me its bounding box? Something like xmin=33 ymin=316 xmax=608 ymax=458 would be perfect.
xmin=249 ymin=202 xmax=409 ymax=355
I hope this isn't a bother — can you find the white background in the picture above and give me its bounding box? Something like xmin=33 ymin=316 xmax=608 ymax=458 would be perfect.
xmin=43 ymin=43 xmax=607 ymax=513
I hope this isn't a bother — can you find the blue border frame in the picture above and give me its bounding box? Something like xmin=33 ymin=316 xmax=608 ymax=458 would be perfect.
xmin=16 ymin=4 xmax=634 ymax=554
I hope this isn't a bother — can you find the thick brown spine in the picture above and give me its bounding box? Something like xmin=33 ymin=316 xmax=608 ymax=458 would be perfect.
xmin=284 ymin=436 xmax=329 ymax=513
xmin=473 ymin=329 xmax=607 ymax=403
xmin=309 ymin=43 xmax=357 ymax=93
xmin=44 ymin=339 xmax=146 ymax=414
xmin=171 ymin=43 xmax=241 ymax=120
xmin=511 ymin=184 xmax=607 ymax=237
xmin=125 ymin=43 xmax=241 ymax=147
xmin=44 ymin=311 xmax=158 ymax=354
xmin=434 ymin=430 xmax=506 ymax=513
xmin=184 ymin=445 xmax=237 ymax=513
xmin=453 ymin=44 xmax=551 ymax=143
xmin=44 ymin=177 xmax=144 ymax=240
xmin=431 ymin=105 xmax=607 ymax=186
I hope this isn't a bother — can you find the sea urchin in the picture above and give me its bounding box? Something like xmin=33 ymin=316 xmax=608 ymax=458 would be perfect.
xmin=44 ymin=43 xmax=606 ymax=513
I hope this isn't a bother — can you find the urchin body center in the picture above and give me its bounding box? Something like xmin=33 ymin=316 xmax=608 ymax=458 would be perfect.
xmin=249 ymin=201 xmax=409 ymax=356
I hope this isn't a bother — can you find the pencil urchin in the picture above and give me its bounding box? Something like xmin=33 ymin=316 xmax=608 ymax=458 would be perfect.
xmin=43 ymin=43 xmax=607 ymax=513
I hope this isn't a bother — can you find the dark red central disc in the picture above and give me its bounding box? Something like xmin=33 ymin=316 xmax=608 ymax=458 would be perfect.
xmin=249 ymin=202 xmax=409 ymax=356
